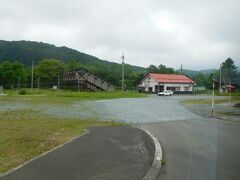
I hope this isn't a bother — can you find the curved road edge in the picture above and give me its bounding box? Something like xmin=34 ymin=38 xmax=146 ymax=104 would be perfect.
xmin=140 ymin=128 xmax=163 ymax=180
xmin=0 ymin=130 xmax=90 ymax=178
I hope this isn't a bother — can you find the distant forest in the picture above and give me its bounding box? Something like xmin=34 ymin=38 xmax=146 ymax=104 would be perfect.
xmin=0 ymin=40 xmax=239 ymax=90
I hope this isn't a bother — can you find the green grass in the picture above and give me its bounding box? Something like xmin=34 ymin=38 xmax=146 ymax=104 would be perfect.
xmin=161 ymin=159 xmax=166 ymax=166
xmin=180 ymin=99 xmax=211 ymax=106
xmin=1 ymin=89 xmax=145 ymax=105
xmin=0 ymin=89 xmax=146 ymax=106
xmin=181 ymin=96 xmax=240 ymax=106
xmin=217 ymin=111 xmax=240 ymax=116
xmin=0 ymin=109 xmax=125 ymax=173
xmin=0 ymin=89 xmax=143 ymax=173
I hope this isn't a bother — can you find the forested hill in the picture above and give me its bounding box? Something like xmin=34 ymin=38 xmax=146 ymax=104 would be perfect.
xmin=176 ymin=69 xmax=217 ymax=77
xmin=0 ymin=40 xmax=145 ymax=73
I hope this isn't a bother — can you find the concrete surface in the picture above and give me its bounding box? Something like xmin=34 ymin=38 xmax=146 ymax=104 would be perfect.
xmin=140 ymin=118 xmax=240 ymax=180
xmin=1 ymin=95 xmax=239 ymax=180
xmin=81 ymin=95 xmax=240 ymax=180
xmin=141 ymin=128 xmax=162 ymax=180
xmin=0 ymin=126 xmax=155 ymax=180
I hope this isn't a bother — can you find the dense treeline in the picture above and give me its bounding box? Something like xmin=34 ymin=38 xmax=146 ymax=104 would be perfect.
xmin=0 ymin=59 xmax=146 ymax=89
xmin=190 ymin=58 xmax=240 ymax=89
xmin=1 ymin=58 xmax=239 ymax=90
xmin=0 ymin=40 xmax=147 ymax=88
xmin=0 ymin=40 xmax=145 ymax=73
xmin=0 ymin=40 xmax=239 ymax=90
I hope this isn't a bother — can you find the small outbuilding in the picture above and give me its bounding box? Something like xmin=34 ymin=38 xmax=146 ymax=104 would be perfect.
xmin=138 ymin=73 xmax=195 ymax=94
xmin=222 ymin=84 xmax=236 ymax=93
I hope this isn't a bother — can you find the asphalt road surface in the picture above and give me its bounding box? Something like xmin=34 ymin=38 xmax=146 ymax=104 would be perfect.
xmin=85 ymin=95 xmax=240 ymax=180
xmin=1 ymin=95 xmax=239 ymax=180
xmin=0 ymin=126 xmax=154 ymax=180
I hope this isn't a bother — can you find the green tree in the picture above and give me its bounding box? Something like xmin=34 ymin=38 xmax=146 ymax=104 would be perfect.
xmin=65 ymin=59 xmax=82 ymax=71
xmin=0 ymin=61 xmax=27 ymax=87
xmin=192 ymin=73 xmax=211 ymax=88
xmin=221 ymin=58 xmax=238 ymax=84
xmin=35 ymin=59 xmax=64 ymax=85
xmin=146 ymin=65 xmax=159 ymax=73
xmin=158 ymin=64 xmax=174 ymax=74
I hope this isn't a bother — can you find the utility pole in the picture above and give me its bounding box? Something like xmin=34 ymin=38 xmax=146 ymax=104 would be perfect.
xmin=31 ymin=61 xmax=34 ymax=91
xmin=121 ymin=53 xmax=125 ymax=92
xmin=211 ymin=78 xmax=215 ymax=117
xmin=37 ymin=77 xmax=40 ymax=92
xmin=229 ymin=82 xmax=231 ymax=104
xmin=219 ymin=63 xmax=222 ymax=93
xmin=16 ymin=76 xmax=21 ymax=94
xmin=58 ymin=75 xmax=60 ymax=89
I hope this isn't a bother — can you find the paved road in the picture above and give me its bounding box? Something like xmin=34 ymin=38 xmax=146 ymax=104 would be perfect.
xmin=141 ymin=119 xmax=240 ymax=180
xmin=1 ymin=95 xmax=239 ymax=180
xmin=0 ymin=126 xmax=154 ymax=180
xmin=83 ymin=95 xmax=240 ymax=180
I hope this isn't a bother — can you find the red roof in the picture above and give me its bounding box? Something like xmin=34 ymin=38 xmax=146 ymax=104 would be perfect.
xmin=149 ymin=73 xmax=194 ymax=84
xmin=225 ymin=85 xmax=235 ymax=88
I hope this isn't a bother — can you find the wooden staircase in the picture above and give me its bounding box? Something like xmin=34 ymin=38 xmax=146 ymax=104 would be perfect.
xmin=63 ymin=69 xmax=115 ymax=92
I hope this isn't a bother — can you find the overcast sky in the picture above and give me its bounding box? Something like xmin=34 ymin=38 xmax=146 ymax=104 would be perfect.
xmin=0 ymin=0 xmax=239 ymax=70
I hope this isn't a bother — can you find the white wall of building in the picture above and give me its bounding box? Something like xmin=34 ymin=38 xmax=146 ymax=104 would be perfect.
xmin=139 ymin=77 xmax=193 ymax=93
xmin=163 ymin=83 xmax=193 ymax=92
xmin=140 ymin=76 xmax=158 ymax=92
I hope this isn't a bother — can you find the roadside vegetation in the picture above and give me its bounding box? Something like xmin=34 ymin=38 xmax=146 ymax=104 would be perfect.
xmin=180 ymin=92 xmax=240 ymax=119
xmin=181 ymin=93 xmax=240 ymax=106
xmin=0 ymin=109 xmax=125 ymax=173
xmin=1 ymin=89 xmax=145 ymax=105
xmin=0 ymin=89 xmax=143 ymax=173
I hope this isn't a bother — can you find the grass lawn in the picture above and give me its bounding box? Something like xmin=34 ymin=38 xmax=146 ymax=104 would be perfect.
xmin=1 ymin=89 xmax=145 ymax=105
xmin=181 ymin=93 xmax=240 ymax=106
xmin=0 ymin=109 xmax=124 ymax=173
xmin=0 ymin=89 xmax=137 ymax=173
xmin=217 ymin=111 xmax=240 ymax=116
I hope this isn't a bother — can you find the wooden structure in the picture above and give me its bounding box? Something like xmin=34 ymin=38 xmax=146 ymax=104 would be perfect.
xmin=63 ymin=69 xmax=115 ymax=92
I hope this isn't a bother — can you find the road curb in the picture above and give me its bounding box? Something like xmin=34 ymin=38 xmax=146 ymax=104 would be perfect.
xmin=0 ymin=130 xmax=90 ymax=178
xmin=140 ymin=128 xmax=162 ymax=180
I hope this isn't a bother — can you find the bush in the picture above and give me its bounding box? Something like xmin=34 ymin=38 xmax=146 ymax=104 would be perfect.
xmin=19 ymin=90 xmax=26 ymax=95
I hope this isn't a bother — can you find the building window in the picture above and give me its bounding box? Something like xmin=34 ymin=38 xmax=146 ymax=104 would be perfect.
xmin=167 ymin=87 xmax=175 ymax=91
xmin=184 ymin=87 xmax=189 ymax=91
xmin=175 ymin=87 xmax=180 ymax=91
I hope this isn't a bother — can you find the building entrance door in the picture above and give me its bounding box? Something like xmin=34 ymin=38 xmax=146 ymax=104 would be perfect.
xmin=159 ymin=85 xmax=164 ymax=92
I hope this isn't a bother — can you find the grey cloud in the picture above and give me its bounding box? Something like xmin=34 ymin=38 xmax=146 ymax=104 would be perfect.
xmin=0 ymin=0 xmax=239 ymax=70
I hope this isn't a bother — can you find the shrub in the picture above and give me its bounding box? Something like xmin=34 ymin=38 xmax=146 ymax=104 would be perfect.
xmin=19 ymin=90 xmax=26 ymax=95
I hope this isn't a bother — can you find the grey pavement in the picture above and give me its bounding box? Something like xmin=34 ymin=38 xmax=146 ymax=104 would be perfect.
xmin=0 ymin=126 xmax=155 ymax=180
xmin=140 ymin=118 xmax=240 ymax=180
xmin=1 ymin=95 xmax=239 ymax=180
xmin=80 ymin=95 xmax=240 ymax=180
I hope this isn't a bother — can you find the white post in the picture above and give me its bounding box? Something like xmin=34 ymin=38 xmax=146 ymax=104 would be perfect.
xmin=211 ymin=79 xmax=215 ymax=117
xmin=219 ymin=64 xmax=222 ymax=93
xmin=31 ymin=61 xmax=34 ymax=91
xmin=121 ymin=53 xmax=125 ymax=92
xmin=229 ymin=82 xmax=231 ymax=104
